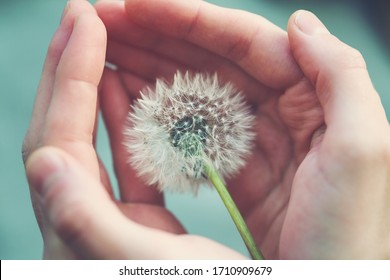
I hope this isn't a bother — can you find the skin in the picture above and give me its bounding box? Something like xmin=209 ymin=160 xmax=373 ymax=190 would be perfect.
xmin=23 ymin=0 xmax=390 ymax=259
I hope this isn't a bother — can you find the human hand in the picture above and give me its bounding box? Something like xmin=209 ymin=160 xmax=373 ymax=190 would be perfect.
xmin=23 ymin=0 xmax=245 ymax=259
xmin=283 ymin=11 xmax=390 ymax=259
xmin=24 ymin=0 xmax=390 ymax=259
xmin=95 ymin=0 xmax=390 ymax=259
xmin=22 ymin=0 xmax=108 ymax=259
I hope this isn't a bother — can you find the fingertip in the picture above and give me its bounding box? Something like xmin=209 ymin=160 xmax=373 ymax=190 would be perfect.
xmin=287 ymin=10 xmax=384 ymax=140
xmin=288 ymin=10 xmax=329 ymax=36
xmin=72 ymin=12 xmax=107 ymax=52
xmin=287 ymin=9 xmax=368 ymax=86
xmin=72 ymin=12 xmax=108 ymax=69
xmin=61 ymin=0 xmax=97 ymax=26
xmin=55 ymin=11 xmax=107 ymax=89
xmin=45 ymin=11 xmax=107 ymax=147
xmin=52 ymin=5 xmax=107 ymax=100
xmin=287 ymin=10 xmax=304 ymax=34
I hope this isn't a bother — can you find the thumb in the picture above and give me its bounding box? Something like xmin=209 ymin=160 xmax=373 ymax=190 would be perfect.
xmin=25 ymin=147 xmax=248 ymax=260
xmin=25 ymin=147 xmax=158 ymax=259
xmin=287 ymin=10 xmax=387 ymax=140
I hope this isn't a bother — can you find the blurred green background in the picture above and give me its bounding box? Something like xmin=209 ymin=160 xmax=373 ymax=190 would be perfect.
xmin=0 ymin=0 xmax=389 ymax=259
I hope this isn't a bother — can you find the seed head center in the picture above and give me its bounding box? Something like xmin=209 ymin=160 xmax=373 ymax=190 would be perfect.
xmin=170 ymin=115 xmax=208 ymax=157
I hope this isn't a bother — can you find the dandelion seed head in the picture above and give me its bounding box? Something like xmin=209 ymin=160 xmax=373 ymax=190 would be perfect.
xmin=124 ymin=71 xmax=255 ymax=193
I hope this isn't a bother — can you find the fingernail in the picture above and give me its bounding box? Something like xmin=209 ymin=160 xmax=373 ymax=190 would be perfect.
xmin=26 ymin=148 xmax=65 ymax=196
xmin=61 ymin=0 xmax=72 ymax=22
xmin=61 ymin=1 xmax=71 ymax=22
xmin=295 ymin=10 xmax=329 ymax=35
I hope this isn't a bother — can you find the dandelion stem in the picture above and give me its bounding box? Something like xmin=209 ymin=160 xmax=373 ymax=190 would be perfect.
xmin=204 ymin=163 xmax=264 ymax=260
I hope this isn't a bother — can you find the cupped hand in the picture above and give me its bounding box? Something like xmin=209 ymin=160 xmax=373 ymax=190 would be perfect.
xmin=23 ymin=0 xmax=107 ymax=259
xmin=23 ymin=0 xmax=245 ymax=260
xmin=95 ymin=0 xmax=390 ymax=259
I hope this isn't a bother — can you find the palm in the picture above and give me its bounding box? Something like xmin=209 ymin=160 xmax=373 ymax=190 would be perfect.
xmin=227 ymin=82 xmax=324 ymax=259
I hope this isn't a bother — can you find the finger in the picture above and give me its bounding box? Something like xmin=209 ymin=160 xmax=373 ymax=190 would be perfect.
xmin=96 ymin=1 xmax=201 ymax=66
xmin=97 ymin=1 xmax=220 ymax=71
xmin=44 ymin=13 xmax=106 ymax=143
xmin=96 ymin=1 xmax=276 ymax=103
xmin=123 ymin=0 xmax=302 ymax=89
xmin=100 ymin=69 xmax=164 ymax=205
xmin=23 ymin=0 xmax=98 ymax=162
xmin=106 ymin=39 xmax=186 ymax=81
xmin=41 ymin=13 xmax=106 ymax=175
xmin=106 ymin=38 xmax=273 ymax=104
xmin=25 ymin=146 xmax=137 ymax=259
xmin=25 ymin=147 xmax=208 ymax=259
xmin=119 ymin=71 xmax=154 ymax=100
xmin=287 ymin=11 xmax=389 ymax=143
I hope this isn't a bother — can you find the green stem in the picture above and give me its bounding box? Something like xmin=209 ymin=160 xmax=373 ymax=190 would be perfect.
xmin=204 ymin=163 xmax=264 ymax=260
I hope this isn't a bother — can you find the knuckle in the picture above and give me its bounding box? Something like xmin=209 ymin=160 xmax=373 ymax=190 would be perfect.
xmin=184 ymin=2 xmax=201 ymax=37
xmin=335 ymin=134 xmax=390 ymax=167
xmin=47 ymin=37 xmax=64 ymax=62
xmin=223 ymin=11 xmax=258 ymax=63
xmin=21 ymin=142 xmax=32 ymax=164
xmin=22 ymin=134 xmax=35 ymax=164
xmin=225 ymin=34 xmax=252 ymax=63
xmin=315 ymin=44 xmax=367 ymax=102
xmin=336 ymin=41 xmax=367 ymax=71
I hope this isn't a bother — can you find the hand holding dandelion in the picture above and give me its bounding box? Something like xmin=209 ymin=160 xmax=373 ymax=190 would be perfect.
xmin=23 ymin=0 xmax=390 ymax=260
xmin=125 ymin=71 xmax=263 ymax=259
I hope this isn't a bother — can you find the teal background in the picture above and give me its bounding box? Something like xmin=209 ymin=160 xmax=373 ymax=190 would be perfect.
xmin=0 ymin=0 xmax=389 ymax=259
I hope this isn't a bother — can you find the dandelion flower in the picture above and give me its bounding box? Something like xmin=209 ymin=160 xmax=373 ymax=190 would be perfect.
xmin=124 ymin=71 xmax=255 ymax=193
xmin=124 ymin=71 xmax=263 ymax=259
